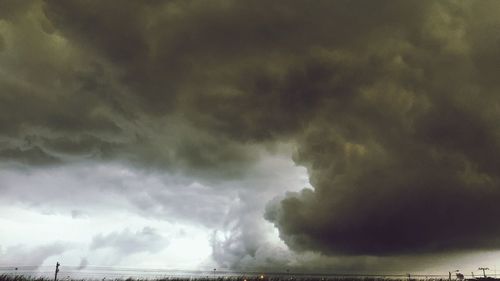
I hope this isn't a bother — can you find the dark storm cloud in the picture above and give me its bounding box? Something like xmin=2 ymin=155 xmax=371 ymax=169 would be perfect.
xmin=0 ymin=1 xmax=34 ymax=22
xmin=0 ymin=146 xmax=60 ymax=165
xmin=0 ymin=0 xmax=427 ymax=169
xmin=0 ymin=0 xmax=256 ymax=178
xmin=264 ymin=1 xmax=500 ymax=256
xmin=3 ymin=0 xmax=500 ymax=264
xmin=0 ymin=34 xmax=5 ymax=52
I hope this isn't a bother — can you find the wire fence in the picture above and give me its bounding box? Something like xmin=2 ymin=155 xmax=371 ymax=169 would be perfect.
xmin=0 ymin=266 xmax=478 ymax=281
xmin=0 ymin=275 xmax=457 ymax=281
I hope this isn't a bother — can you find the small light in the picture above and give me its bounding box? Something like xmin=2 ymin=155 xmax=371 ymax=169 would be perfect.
xmin=260 ymin=275 xmax=264 ymax=279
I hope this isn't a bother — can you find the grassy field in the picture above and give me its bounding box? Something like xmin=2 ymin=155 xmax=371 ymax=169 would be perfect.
xmin=0 ymin=275 xmax=450 ymax=281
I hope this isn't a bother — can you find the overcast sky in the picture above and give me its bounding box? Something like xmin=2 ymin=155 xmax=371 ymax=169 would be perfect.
xmin=2 ymin=0 xmax=500 ymax=275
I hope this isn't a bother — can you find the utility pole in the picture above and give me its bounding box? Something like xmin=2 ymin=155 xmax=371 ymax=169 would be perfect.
xmin=479 ymin=267 xmax=489 ymax=278
xmin=54 ymin=262 xmax=60 ymax=281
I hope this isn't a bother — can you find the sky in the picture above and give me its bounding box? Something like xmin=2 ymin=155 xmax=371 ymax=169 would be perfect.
xmin=2 ymin=0 xmax=500 ymax=275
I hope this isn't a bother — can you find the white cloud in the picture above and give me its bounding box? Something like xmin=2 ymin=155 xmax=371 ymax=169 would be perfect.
xmin=0 ymin=151 xmax=308 ymax=270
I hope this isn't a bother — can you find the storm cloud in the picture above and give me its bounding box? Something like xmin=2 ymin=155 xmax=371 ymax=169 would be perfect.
xmin=90 ymin=227 xmax=168 ymax=255
xmin=0 ymin=242 xmax=69 ymax=267
xmin=2 ymin=0 xmax=500 ymax=271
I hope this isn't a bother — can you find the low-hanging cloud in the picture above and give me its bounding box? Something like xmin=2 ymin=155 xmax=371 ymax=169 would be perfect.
xmin=2 ymin=0 xmax=500 ymax=269
xmin=76 ymin=257 xmax=88 ymax=270
xmin=0 ymin=242 xmax=69 ymax=267
xmin=90 ymin=227 xmax=168 ymax=255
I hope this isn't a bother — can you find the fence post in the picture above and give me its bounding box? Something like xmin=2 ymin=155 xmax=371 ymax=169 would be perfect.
xmin=54 ymin=262 xmax=60 ymax=281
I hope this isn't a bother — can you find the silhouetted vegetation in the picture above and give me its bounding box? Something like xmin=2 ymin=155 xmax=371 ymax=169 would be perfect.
xmin=0 ymin=274 xmax=453 ymax=281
